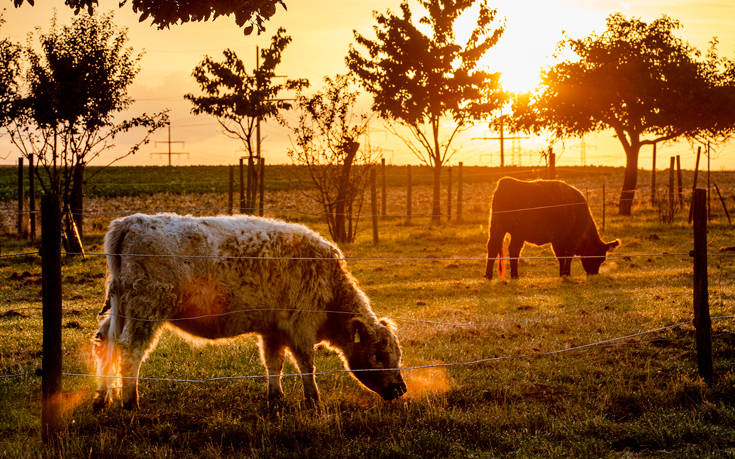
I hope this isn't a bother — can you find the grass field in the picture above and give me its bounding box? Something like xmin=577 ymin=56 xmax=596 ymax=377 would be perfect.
xmin=1 ymin=166 xmax=735 ymax=457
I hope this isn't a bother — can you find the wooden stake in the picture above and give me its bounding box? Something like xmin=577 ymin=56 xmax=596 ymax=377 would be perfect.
xmin=228 ymin=165 xmax=234 ymax=215
xmin=17 ymin=157 xmax=23 ymax=236
xmin=381 ymin=158 xmax=386 ymax=218
xmin=41 ymin=195 xmax=62 ymax=444
xmin=239 ymin=158 xmax=245 ymax=214
xmin=247 ymin=155 xmax=255 ymax=214
xmin=370 ymin=167 xmax=378 ymax=244
xmin=688 ymin=146 xmax=701 ymax=224
xmin=669 ymin=157 xmax=675 ymax=223
xmin=676 ymin=155 xmax=683 ymax=209
xmin=692 ymin=188 xmax=713 ymax=385
xmin=259 ymin=157 xmax=265 ymax=216
xmin=602 ymin=180 xmax=606 ymax=233
xmin=714 ymin=182 xmax=731 ymax=226
xmin=457 ymin=162 xmax=463 ymax=222
xmin=707 ymin=142 xmax=711 ymax=221
xmin=651 ymin=142 xmax=657 ymax=205
xmin=29 ymin=156 xmax=36 ymax=241
xmin=406 ymin=165 xmax=412 ymax=225
xmin=447 ymin=166 xmax=452 ymax=221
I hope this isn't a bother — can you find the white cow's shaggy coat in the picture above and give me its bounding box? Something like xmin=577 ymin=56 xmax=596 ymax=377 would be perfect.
xmin=93 ymin=213 xmax=406 ymax=410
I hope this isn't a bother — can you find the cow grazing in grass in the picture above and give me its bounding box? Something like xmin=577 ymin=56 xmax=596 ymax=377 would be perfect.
xmin=484 ymin=177 xmax=620 ymax=279
xmin=93 ymin=214 xmax=406 ymax=410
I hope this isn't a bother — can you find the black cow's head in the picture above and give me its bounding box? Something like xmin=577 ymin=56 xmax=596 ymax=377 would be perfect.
xmin=345 ymin=318 xmax=406 ymax=401
xmin=582 ymin=239 xmax=620 ymax=274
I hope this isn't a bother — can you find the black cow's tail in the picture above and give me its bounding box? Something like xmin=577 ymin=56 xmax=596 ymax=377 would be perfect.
xmin=498 ymin=243 xmax=507 ymax=280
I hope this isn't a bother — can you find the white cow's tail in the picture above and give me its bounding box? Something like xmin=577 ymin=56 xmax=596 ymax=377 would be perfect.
xmin=94 ymin=220 xmax=127 ymax=379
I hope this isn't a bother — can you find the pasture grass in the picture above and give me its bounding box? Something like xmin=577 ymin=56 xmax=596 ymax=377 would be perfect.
xmin=1 ymin=167 xmax=735 ymax=457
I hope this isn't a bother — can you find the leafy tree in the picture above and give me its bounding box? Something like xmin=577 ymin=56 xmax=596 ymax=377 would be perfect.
xmin=186 ymin=28 xmax=307 ymax=160
xmin=288 ymin=74 xmax=374 ymax=243
xmin=185 ymin=27 xmax=307 ymax=211
xmin=12 ymin=0 xmax=283 ymax=35
xmin=0 ymin=15 xmax=21 ymax=127
xmin=513 ymin=14 xmax=735 ymax=215
xmin=347 ymin=0 xmax=506 ymax=223
xmin=6 ymin=13 xmax=168 ymax=249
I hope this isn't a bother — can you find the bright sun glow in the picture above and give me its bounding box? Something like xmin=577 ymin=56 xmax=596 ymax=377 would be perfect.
xmin=453 ymin=0 xmax=606 ymax=94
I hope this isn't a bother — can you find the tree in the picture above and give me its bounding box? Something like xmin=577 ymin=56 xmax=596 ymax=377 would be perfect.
xmin=6 ymin=13 xmax=168 ymax=249
xmin=0 ymin=15 xmax=21 ymax=128
xmin=12 ymin=0 xmax=284 ymax=35
xmin=288 ymin=74 xmax=374 ymax=243
xmin=513 ymin=14 xmax=735 ymax=215
xmin=347 ymin=0 xmax=506 ymax=223
xmin=185 ymin=27 xmax=307 ymax=210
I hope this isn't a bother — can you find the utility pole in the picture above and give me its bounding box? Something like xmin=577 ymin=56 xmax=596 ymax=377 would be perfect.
xmin=472 ymin=120 xmax=529 ymax=167
xmin=151 ymin=123 xmax=189 ymax=166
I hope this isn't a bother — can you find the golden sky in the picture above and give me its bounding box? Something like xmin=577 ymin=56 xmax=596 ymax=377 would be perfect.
xmin=1 ymin=0 xmax=734 ymax=169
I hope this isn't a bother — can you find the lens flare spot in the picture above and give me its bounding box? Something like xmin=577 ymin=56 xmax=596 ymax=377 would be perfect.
xmin=405 ymin=366 xmax=451 ymax=398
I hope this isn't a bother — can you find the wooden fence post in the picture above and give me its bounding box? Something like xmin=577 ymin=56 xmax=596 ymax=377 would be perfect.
xmin=17 ymin=157 xmax=24 ymax=236
xmin=692 ymin=188 xmax=713 ymax=385
xmin=676 ymin=155 xmax=683 ymax=209
xmin=447 ymin=166 xmax=452 ymax=221
xmin=41 ymin=194 xmax=62 ymax=444
xmin=688 ymin=146 xmax=701 ymax=224
xmin=714 ymin=183 xmax=731 ymax=225
xmin=651 ymin=142 xmax=657 ymax=205
xmin=228 ymin=165 xmax=234 ymax=215
xmin=406 ymin=165 xmax=412 ymax=225
xmin=239 ymin=158 xmax=245 ymax=214
xmin=707 ymin=142 xmax=711 ymax=221
xmin=381 ymin=158 xmax=386 ymax=218
xmin=669 ymin=157 xmax=675 ymax=223
xmin=457 ymin=162 xmax=463 ymax=222
xmin=602 ymin=180 xmax=606 ymax=233
xmin=259 ymin=157 xmax=265 ymax=216
xmin=29 ymin=156 xmax=36 ymax=242
xmin=247 ymin=155 xmax=255 ymax=214
xmin=370 ymin=167 xmax=378 ymax=244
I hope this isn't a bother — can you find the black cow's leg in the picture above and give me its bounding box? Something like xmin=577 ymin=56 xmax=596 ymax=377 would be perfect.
xmin=552 ymin=243 xmax=572 ymax=277
xmin=508 ymin=237 xmax=523 ymax=279
xmin=484 ymin=228 xmax=504 ymax=279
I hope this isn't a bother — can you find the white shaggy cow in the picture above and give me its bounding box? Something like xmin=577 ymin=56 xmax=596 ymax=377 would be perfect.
xmin=92 ymin=213 xmax=406 ymax=410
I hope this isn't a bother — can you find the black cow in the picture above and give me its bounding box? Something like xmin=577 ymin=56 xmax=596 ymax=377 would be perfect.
xmin=484 ymin=177 xmax=620 ymax=279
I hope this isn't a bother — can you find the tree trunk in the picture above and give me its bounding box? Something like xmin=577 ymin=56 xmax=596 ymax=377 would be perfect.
xmin=431 ymin=162 xmax=441 ymax=224
xmin=333 ymin=142 xmax=360 ymax=243
xmin=618 ymin=146 xmax=640 ymax=216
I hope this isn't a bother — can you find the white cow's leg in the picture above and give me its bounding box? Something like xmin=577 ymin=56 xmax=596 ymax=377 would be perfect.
xmin=118 ymin=319 xmax=161 ymax=410
xmin=92 ymin=316 xmax=116 ymax=411
xmin=260 ymin=334 xmax=286 ymax=400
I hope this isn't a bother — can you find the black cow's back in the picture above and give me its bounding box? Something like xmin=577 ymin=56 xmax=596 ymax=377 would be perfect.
xmin=490 ymin=177 xmax=595 ymax=247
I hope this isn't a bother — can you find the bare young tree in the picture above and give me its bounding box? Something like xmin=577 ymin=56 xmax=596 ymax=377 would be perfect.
xmin=288 ymin=74 xmax=374 ymax=243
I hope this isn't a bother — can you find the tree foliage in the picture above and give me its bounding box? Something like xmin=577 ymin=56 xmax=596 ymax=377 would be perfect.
xmin=0 ymin=16 xmax=21 ymax=127
xmin=347 ymin=0 xmax=506 ymax=222
xmin=185 ymin=27 xmax=308 ymax=159
xmin=513 ymin=14 xmax=735 ymax=214
xmin=288 ymin=74 xmax=373 ymax=243
xmin=5 ymin=12 xmax=168 ymax=245
xmin=12 ymin=0 xmax=284 ymax=35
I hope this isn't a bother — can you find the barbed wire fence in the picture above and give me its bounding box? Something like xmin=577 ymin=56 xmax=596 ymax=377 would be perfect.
xmin=0 ymin=188 xmax=730 ymax=444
